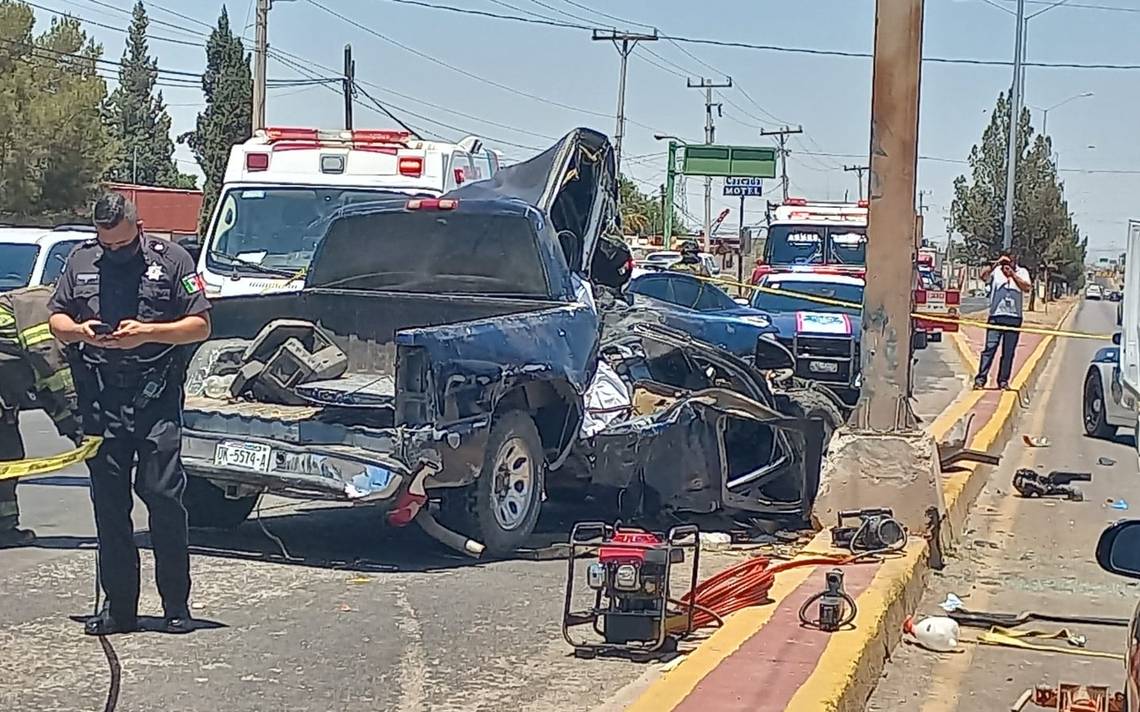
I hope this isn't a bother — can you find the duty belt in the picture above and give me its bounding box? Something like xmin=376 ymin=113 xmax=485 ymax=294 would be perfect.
xmin=80 ymin=346 xmax=178 ymax=408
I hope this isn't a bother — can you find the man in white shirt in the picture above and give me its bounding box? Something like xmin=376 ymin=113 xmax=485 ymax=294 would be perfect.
xmin=974 ymin=250 xmax=1032 ymax=389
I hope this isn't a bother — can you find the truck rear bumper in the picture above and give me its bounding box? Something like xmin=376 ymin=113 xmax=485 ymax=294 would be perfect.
xmin=181 ymin=427 xmax=412 ymax=503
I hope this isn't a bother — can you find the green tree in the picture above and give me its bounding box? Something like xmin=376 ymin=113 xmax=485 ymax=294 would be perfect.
xmin=619 ymin=176 xmax=685 ymax=236
xmin=179 ymin=6 xmax=250 ymax=227
xmin=104 ymin=1 xmax=191 ymax=188
xmin=0 ymin=1 xmax=114 ymax=218
xmin=950 ymin=90 xmax=1086 ymax=305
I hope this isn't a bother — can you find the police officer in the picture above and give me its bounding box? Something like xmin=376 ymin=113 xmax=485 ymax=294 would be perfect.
xmin=48 ymin=194 xmax=211 ymax=635
xmin=670 ymin=240 xmax=710 ymax=277
xmin=0 ymin=286 xmax=83 ymax=548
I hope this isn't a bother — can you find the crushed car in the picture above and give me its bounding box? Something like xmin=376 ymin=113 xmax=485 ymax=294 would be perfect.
xmin=179 ymin=129 xmax=837 ymax=557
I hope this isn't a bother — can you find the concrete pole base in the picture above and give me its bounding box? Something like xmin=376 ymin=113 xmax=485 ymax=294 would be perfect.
xmin=811 ymin=427 xmax=945 ymax=536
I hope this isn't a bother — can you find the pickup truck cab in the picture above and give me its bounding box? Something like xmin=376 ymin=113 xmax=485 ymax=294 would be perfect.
xmin=0 ymin=226 xmax=96 ymax=292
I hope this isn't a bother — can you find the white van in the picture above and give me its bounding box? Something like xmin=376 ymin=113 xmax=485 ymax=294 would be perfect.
xmin=199 ymin=127 xmax=500 ymax=298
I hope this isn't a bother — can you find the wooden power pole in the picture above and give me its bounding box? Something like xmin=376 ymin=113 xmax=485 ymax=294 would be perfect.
xmin=759 ymin=126 xmax=803 ymax=201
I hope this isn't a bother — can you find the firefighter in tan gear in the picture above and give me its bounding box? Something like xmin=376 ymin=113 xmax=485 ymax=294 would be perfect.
xmin=0 ymin=285 xmax=82 ymax=548
xmin=669 ymin=240 xmax=712 ymax=277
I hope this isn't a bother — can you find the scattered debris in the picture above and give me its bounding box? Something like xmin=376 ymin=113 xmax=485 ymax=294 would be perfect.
xmin=1098 ymin=456 xmax=1117 ymax=467
xmin=1023 ymin=435 xmax=1051 ymax=448
xmin=938 ymin=593 xmax=965 ymax=613
xmin=1108 ymin=499 xmax=1130 ymax=511
xmin=698 ymin=532 xmax=732 ymax=551
xmin=1012 ymin=469 xmax=1091 ymax=501
xmin=903 ymin=614 xmax=959 ymax=652
xmin=949 ymin=608 xmax=1130 ymax=629
xmin=346 ymin=575 xmax=372 ymax=585
xmin=1012 ymin=684 xmax=1125 ymax=712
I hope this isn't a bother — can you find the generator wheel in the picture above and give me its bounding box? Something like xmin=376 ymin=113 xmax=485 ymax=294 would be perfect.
xmin=440 ymin=411 xmax=545 ymax=557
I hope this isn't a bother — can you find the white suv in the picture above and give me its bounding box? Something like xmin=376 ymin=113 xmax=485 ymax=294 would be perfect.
xmin=0 ymin=225 xmax=95 ymax=292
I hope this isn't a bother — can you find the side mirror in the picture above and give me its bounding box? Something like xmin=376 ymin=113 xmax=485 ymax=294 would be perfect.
xmin=1113 ymin=332 xmax=1122 ymax=346
xmin=1096 ymin=520 xmax=1140 ymax=579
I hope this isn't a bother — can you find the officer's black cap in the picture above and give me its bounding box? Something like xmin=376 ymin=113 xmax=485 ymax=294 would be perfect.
xmin=92 ymin=193 xmax=129 ymax=229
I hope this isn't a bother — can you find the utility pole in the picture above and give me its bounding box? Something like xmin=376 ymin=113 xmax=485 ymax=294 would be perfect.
xmin=252 ymin=0 xmax=269 ymax=132
xmin=814 ymin=0 xmax=936 ymax=536
xmin=1002 ymin=0 xmax=1026 ymax=250
xmin=659 ymin=183 xmax=666 ymax=238
xmin=343 ymin=44 xmax=355 ymax=130
xmin=856 ymin=0 xmax=924 ymax=433
xmin=688 ymin=77 xmax=732 ymax=251
xmin=592 ymin=29 xmax=658 ymax=179
xmin=760 ymin=125 xmax=803 ymax=202
xmin=844 ymin=164 xmax=870 ymax=200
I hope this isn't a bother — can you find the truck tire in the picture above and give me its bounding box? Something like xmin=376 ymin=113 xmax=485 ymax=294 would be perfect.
xmin=184 ymin=476 xmax=259 ymax=529
xmin=440 ymin=411 xmax=545 ymax=557
xmin=770 ymin=387 xmax=845 ymax=504
xmin=1083 ymin=368 xmax=1116 ymax=439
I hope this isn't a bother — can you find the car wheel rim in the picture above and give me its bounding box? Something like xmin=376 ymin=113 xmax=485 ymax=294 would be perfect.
xmin=492 ymin=437 xmax=534 ymax=531
xmin=1085 ymin=377 xmax=1103 ymax=429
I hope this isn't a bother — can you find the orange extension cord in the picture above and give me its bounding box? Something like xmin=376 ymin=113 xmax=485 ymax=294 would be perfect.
xmin=678 ymin=553 xmax=863 ymax=629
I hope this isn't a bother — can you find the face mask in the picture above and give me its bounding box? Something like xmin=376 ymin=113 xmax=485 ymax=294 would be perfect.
xmin=102 ymin=235 xmax=141 ymax=265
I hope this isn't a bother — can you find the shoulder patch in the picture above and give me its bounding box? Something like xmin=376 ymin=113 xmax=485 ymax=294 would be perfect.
xmin=180 ymin=273 xmax=206 ymax=295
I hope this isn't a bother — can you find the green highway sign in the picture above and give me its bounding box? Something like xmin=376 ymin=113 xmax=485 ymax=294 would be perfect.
xmin=681 ymin=145 xmax=778 ymax=178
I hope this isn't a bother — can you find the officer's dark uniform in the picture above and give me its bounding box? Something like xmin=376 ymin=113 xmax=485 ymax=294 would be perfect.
xmin=49 ymin=232 xmax=210 ymax=631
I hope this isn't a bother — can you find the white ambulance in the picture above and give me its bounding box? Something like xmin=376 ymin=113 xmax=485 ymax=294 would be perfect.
xmin=198 ymin=126 xmax=501 ymax=298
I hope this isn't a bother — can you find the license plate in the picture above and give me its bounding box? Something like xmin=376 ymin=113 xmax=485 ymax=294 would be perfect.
xmin=215 ymin=441 xmax=272 ymax=473
xmin=809 ymin=360 xmax=840 ymax=374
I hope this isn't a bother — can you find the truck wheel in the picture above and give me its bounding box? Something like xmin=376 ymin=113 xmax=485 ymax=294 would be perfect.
xmin=771 ymin=387 xmax=845 ymax=503
xmin=441 ymin=411 xmax=545 ymax=557
xmin=1083 ymin=369 xmax=1116 ymax=439
xmin=183 ymin=476 xmax=259 ymax=529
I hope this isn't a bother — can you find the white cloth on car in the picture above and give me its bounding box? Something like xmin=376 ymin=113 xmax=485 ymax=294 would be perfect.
xmin=579 ymin=361 xmax=631 ymax=438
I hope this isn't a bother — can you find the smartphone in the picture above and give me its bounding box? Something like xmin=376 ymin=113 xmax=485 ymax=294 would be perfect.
xmin=91 ymin=322 xmax=114 ymax=336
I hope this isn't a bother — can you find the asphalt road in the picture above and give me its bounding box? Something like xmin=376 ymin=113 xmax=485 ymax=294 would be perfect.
xmin=868 ymin=299 xmax=1132 ymax=712
xmin=0 ymin=341 xmax=966 ymax=712
xmin=960 ymin=295 xmax=989 ymax=315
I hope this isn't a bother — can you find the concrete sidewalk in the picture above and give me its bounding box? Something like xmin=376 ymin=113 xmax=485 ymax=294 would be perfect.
xmin=616 ymin=301 xmax=1077 ymax=712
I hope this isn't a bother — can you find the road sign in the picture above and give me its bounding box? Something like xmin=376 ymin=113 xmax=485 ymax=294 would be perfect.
xmin=724 ymin=184 xmax=763 ymax=197
xmin=682 ymin=145 xmax=778 ymax=178
xmin=724 ymin=177 xmax=763 ymax=187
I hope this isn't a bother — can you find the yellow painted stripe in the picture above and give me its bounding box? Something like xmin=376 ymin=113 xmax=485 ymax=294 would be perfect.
xmin=623 ymin=563 xmax=819 ymax=712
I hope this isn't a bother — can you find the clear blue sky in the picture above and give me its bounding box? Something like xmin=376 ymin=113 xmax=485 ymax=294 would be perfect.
xmin=29 ymin=0 xmax=1140 ymax=257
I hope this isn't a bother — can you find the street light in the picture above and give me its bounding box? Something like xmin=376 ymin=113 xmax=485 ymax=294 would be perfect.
xmin=981 ymin=0 xmax=1074 ymax=249
xmin=1031 ymin=92 xmax=1093 ymax=135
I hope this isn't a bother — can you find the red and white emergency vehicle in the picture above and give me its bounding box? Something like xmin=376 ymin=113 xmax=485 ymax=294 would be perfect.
xmin=198 ymin=126 xmax=501 ymax=298
xmin=753 ymin=197 xmax=960 ymax=340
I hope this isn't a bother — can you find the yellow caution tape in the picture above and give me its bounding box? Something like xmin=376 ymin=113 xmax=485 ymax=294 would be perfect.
xmin=700 ymin=274 xmax=1114 ymax=341
xmin=0 ymin=436 xmax=103 ymax=481
xmin=975 ymin=626 xmax=1125 ymax=661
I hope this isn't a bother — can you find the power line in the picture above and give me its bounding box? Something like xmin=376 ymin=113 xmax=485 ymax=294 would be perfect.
xmin=301 ymin=0 xmax=664 ymax=131
xmin=371 ymin=0 xmax=1140 ymax=71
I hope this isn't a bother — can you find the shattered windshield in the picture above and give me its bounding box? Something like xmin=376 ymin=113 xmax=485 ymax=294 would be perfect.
xmin=308 ymin=210 xmax=552 ymax=296
xmin=0 ymin=244 xmax=37 ymax=291
xmin=750 ymin=280 xmax=862 ymax=316
xmin=205 ymin=187 xmax=411 ymax=277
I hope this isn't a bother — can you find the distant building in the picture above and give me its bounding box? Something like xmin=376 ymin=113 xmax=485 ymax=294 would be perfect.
xmin=106 ymin=183 xmax=203 ymax=240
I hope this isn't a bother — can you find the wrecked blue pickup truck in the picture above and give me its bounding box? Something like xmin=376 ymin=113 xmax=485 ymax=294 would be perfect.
xmin=180 ymin=129 xmax=833 ymax=557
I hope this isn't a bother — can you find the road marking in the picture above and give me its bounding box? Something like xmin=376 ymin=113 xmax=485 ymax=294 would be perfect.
xmin=622 ymin=564 xmax=818 ymax=712
xmin=917 ymin=305 xmax=1071 ymax=712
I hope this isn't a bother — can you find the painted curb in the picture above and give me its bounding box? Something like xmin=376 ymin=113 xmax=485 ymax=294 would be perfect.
xmin=787 ymin=299 xmax=1079 ymax=712
xmin=619 ymin=300 xmax=1080 ymax=712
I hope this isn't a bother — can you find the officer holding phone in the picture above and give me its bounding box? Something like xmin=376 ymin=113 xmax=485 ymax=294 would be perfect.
xmin=48 ymin=194 xmax=211 ymax=635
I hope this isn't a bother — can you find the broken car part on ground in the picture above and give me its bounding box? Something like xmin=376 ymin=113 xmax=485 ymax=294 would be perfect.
xmin=178 ymin=129 xmax=836 ymax=557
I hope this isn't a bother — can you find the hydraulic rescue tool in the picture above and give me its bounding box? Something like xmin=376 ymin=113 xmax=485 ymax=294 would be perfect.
xmin=562 ymin=521 xmax=699 ymax=658
xmin=1012 ymin=469 xmax=1092 ymax=502
xmin=831 ymin=508 xmax=907 ymax=553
